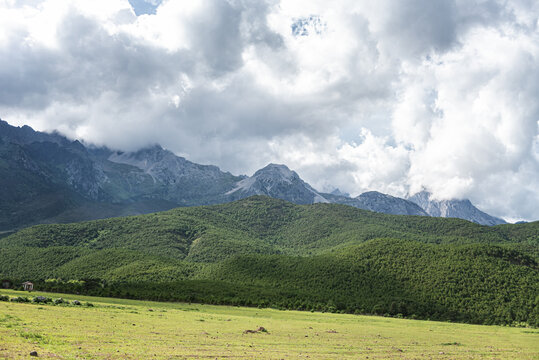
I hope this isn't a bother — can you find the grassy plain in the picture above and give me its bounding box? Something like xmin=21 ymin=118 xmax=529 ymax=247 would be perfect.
xmin=0 ymin=290 xmax=537 ymax=359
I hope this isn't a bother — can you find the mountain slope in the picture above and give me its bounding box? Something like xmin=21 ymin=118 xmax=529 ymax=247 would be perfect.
xmin=408 ymin=191 xmax=506 ymax=226
xmin=0 ymin=136 xmax=93 ymax=229
xmin=203 ymin=239 xmax=538 ymax=324
xmin=2 ymin=196 xmax=536 ymax=262
xmin=0 ymin=120 xmax=243 ymax=229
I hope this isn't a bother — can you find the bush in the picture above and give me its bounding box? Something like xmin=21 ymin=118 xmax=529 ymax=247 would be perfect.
xmin=10 ymin=296 xmax=29 ymax=303
xmin=53 ymin=298 xmax=66 ymax=305
xmin=32 ymin=296 xmax=52 ymax=304
xmin=85 ymin=302 xmax=94 ymax=307
xmin=0 ymin=295 xmax=9 ymax=301
xmin=71 ymin=300 xmax=81 ymax=306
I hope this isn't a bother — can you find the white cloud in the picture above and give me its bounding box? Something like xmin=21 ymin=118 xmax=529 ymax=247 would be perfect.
xmin=399 ymin=27 xmax=539 ymax=209
xmin=0 ymin=0 xmax=537 ymax=221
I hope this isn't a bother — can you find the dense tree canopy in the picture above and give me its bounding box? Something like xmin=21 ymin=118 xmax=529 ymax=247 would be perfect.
xmin=1 ymin=196 xmax=537 ymax=326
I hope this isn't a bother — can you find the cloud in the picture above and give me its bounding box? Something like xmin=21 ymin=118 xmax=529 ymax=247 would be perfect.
xmin=360 ymin=0 xmax=459 ymax=58
xmin=399 ymin=26 xmax=539 ymax=208
xmin=0 ymin=0 xmax=537 ymax=221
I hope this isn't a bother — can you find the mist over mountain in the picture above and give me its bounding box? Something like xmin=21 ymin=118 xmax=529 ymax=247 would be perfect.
xmin=408 ymin=191 xmax=506 ymax=226
xmin=0 ymin=120 xmax=513 ymax=230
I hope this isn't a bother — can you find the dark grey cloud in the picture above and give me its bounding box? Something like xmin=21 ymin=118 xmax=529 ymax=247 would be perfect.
xmin=372 ymin=0 xmax=459 ymax=57
xmin=0 ymin=34 xmax=58 ymax=109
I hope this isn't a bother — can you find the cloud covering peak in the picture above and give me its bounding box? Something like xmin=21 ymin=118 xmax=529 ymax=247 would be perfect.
xmin=0 ymin=0 xmax=538 ymax=221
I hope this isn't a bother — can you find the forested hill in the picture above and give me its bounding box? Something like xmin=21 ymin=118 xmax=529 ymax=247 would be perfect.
xmin=0 ymin=196 xmax=537 ymax=326
xmin=2 ymin=196 xmax=537 ymax=260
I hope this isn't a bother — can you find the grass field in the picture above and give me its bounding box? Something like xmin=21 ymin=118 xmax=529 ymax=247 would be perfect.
xmin=0 ymin=290 xmax=537 ymax=359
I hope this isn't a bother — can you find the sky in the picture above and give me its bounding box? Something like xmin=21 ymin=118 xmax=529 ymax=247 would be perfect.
xmin=0 ymin=0 xmax=538 ymax=222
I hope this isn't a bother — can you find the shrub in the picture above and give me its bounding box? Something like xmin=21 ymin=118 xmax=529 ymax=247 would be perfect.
xmin=32 ymin=296 xmax=52 ymax=304
xmin=53 ymin=298 xmax=66 ymax=305
xmin=71 ymin=300 xmax=81 ymax=306
xmin=0 ymin=295 xmax=9 ymax=301
xmin=10 ymin=296 xmax=29 ymax=303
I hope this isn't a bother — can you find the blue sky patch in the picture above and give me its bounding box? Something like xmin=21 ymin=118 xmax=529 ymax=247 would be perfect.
xmin=128 ymin=0 xmax=161 ymax=16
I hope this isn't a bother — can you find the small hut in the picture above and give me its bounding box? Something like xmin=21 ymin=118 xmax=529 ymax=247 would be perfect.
xmin=22 ymin=281 xmax=34 ymax=291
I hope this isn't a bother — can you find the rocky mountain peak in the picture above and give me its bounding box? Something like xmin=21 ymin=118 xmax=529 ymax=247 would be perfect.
xmin=108 ymin=145 xmax=178 ymax=173
xmin=253 ymin=163 xmax=300 ymax=183
xmin=227 ymin=163 xmax=328 ymax=204
xmin=330 ymin=188 xmax=349 ymax=197
xmin=107 ymin=145 xmax=237 ymax=192
xmin=0 ymin=119 xmax=69 ymax=146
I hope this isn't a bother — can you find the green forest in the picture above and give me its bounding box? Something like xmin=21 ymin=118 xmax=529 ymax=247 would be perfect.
xmin=1 ymin=196 xmax=537 ymax=326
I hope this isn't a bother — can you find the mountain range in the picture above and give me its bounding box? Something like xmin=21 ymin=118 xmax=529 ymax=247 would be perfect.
xmin=0 ymin=119 xmax=506 ymax=230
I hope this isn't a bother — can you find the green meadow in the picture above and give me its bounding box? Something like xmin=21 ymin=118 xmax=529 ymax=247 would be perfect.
xmin=0 ymin=290 xmax=537 ymax=359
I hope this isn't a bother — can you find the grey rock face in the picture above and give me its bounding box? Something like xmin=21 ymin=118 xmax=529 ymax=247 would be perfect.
xmin=408 ymin=191 xmax=506 ymax=226
xmin=24 ymin=140 xmax=108 ymax=201
xmin=226 ymin=164 xmax=329 ymax=205
xmin=109 ymin=145 xmax=235 ymax=184
xmin=354 ymin=191 xmax=428 ymax=216
xmin=107 ymin=145 xmax=242 ymax=205
xmin=324 ymin=191 xmax=428 ymax=216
